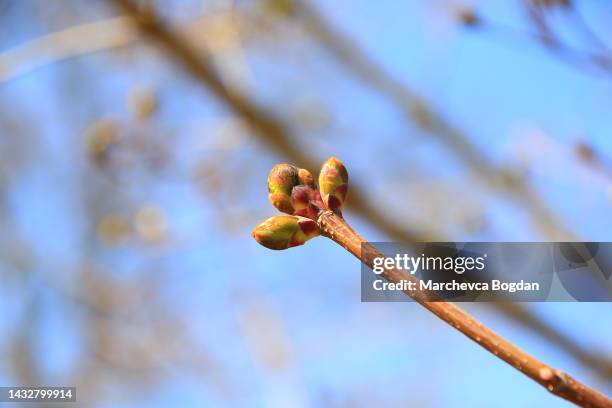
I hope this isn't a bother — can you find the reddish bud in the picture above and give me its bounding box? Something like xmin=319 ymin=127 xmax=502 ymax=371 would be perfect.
xmin=267 ymin=163 xmax=314 ymax=214
xmin=291 ymin=185 xmax=320 ymax=219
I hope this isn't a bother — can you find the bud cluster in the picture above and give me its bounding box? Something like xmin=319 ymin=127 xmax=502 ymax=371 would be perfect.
xmin=252 ymin=157 xmax=349 ymax=250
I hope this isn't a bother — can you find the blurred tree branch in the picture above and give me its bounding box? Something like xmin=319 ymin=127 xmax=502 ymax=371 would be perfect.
xmin=0 ymin=17 xmax=135 ymax=84
xmin=109 ymin=0 xmax=431 ymax=242
xmin=107 ymin=0 xmax=612 ymax=386
xmin=288 ymin=0 xmax=578 ymax=242
xmin=523 ymin=0 xmax=612 ymax=73
xmin=0 ymin=2 xmax=599 ymax=243
xmin=453 ymin=1 xmax=612 ymax=77
xmin=0 ymin=11 xmax=249 ymax=88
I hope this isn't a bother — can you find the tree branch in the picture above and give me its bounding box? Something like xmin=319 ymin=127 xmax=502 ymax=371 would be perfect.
xmin=317 ymin=210 xmax=612 ymax=408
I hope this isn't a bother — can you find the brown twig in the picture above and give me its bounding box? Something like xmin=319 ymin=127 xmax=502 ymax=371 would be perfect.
xmin=316 ymin=210 xmax=612 ymax=408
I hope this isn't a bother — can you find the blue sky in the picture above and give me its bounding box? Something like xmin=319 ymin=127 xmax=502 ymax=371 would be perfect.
xmin=0 ymin=0 xmax=611 ymax=407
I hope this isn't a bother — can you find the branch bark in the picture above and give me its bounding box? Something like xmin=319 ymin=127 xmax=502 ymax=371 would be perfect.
xmin=317 ymin=210 xmax=612 ymax=408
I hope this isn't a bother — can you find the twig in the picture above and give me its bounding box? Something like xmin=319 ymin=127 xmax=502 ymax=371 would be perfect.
xmin=316 ymin=210 xmax=612 ymax=408
xmin=253 ymin=153 xmax=610 ymax=406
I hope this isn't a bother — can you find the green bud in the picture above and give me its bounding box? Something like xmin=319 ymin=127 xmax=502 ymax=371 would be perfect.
xmin=267 ymin=163 xmax=314 ymax=214
xmin=318 ymin=156 xmax=348 ymax=211
xmin=252 ymin=215 xmax=319 ymax=250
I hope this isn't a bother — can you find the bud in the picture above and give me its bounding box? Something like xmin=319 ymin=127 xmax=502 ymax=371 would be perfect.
xmin=252 ymin=215 xmax=319 ymax=250
xmin=318 ymin=156 xmax=348 ymax=211
xmin=291 ymin=184 xmax=319 ymax=219
xmin=267 ymin=163 xmax=314 ymax=214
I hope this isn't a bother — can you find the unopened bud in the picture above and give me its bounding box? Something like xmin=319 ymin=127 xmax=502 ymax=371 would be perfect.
xmin=291 ymin=184 xmax=319 ymax=219
xmin=318 ymin=157 xmax=348 ymax=211
xmin=267 ymin=163 xmax=314 ymax=214
xmin=252 ymin=215 xmax=319 ymax=250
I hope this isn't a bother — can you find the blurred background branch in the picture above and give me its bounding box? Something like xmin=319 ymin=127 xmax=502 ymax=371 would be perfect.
xmin=289 ymin=0 xmax=578 ymax=242
xmin=109 ymin=0 xmax=433 ymax=244
xmin=453 ymin=0 xmax=612 ymax=76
